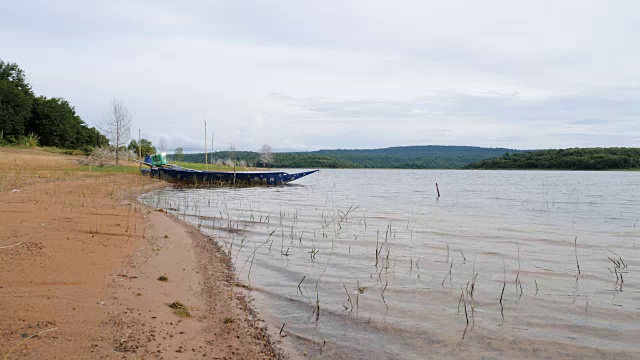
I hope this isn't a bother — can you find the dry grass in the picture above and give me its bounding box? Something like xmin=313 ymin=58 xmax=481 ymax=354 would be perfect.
xmin=168 ymin=301 xmax=191 ymax=317
xmin=0 ymin=147 xmax=144 ymax=190
xmin=0 ymin=147 xmax=80 ymax=172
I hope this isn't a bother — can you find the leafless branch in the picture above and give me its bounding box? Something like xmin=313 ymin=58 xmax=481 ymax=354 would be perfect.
xmin=100 ymin=99 xmax=131 ymax=164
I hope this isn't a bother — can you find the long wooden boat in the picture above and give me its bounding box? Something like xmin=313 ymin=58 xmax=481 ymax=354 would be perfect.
xmin=141 ymin=166 xmax=318 ymax=186
xmin=137 ymin=156 xmax=318 ymax=186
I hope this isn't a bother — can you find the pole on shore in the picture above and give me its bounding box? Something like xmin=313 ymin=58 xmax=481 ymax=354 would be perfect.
xmin=204 ymin=119 xmax=207 ymax=169
xmin=436 ymin=183 xmax=440 ymax=198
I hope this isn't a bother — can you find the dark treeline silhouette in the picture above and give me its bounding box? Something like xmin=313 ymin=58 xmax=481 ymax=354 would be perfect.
xmin=310 ymin=146 xmax=523 ymax=168
xmin=173 ymin=146 xmax=522 ymax=169
xmin=171 ymin=151 xmax=359 ymax=168
xmin=0 ymin=60 xmax=108 ymax=151
xmin=467 ymin=147 xmax=640 ymax=170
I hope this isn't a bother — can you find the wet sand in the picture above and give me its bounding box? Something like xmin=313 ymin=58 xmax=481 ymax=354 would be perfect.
xmin=0 ymin=148 xmax=279 ymax=359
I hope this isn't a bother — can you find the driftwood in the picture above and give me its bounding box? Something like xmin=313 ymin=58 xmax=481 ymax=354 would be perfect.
xmin=3 ymin=327 xmax=58 ymax=360
xmin=0 ymin=242 xmax=25 ymax=249
xmin=78 ymin=147 xmax=130 ymax=168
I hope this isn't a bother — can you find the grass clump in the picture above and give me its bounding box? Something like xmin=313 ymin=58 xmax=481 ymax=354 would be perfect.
xmin=224 ymin=317 xmax=234 ymax=324
xmin=168 ymin=301 xmax=191 ymax=317
xmin=157 ymin=275 xmax=169 ymax=282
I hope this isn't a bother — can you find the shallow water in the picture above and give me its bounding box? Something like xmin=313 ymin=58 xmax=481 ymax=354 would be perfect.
xmin=141 ymin=169 xmax=640 ymax=358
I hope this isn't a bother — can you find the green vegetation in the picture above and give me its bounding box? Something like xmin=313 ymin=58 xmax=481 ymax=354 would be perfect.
xmin=272 ymin=153 xmax=360 ymax=168
xmin=467 ymin=148 xmax=640 ymax=170
xmin=172 ymin=146 xmax=522 ymax=169
xmin=0 ymin=59 xmax=108 ymax=151
xmin=172 ymin=151 xmax=362 ymax=168
xmin=170 ymin=161 xmax=251 ymax=171
xmin=127 ymin=138 xmax=157 ymax=157
xmin=174 ymin=147 xmax=184 ymax=161
xmin=168 ymin=301 xmax=191 ymax=317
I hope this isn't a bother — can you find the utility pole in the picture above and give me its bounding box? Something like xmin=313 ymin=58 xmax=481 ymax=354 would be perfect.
xmin=138 ymin=129 xmax=141 ymax=169
xmin=204 ymin=119 xmax=207 ymax=169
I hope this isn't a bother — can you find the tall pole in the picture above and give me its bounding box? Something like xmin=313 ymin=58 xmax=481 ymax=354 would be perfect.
xmin=204 ymin=119 xmax=207 ymax=169
xmin=138 ymin=129 xmax=141 ymax=169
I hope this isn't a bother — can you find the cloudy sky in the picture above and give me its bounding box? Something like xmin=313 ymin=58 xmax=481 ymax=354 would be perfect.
xmin=2 ymin=0 xmax=639 ymax=151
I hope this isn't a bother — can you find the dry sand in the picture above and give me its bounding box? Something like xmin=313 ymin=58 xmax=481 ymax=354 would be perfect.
xmin=0 ymin=148 xmax=280 ymax=359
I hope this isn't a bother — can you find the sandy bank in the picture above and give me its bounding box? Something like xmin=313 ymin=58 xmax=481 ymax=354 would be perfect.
xmin=0 ymin=148 xmax=279 ymax=359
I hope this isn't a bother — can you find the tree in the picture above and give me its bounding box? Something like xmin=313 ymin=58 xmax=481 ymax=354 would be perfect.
xmin=174 ymin=147 xmax=184 ymax=161
xmin=27 ymin=96 xmax=108 ymax=149
xmin=158 ymin=136 xmax=167 ymax=153
xmin=29 ymin=97 xmax=78 ymax=148
xmin=0 ymin=81 xmax=32 ymax=137
xmin=228 ymin=143 xmax=236 ymax=165
xmin=0 ymin=59 xmax=107 ymax=150
xmin=0 ymin=60 xmax=33 ymax=137
xmin=259 ymin=144 xmax=273 ymax=167
xmin=0 ymin=60 xmax=32 ymax=94
xmin=128 ymin=139 xmax=139 ymax=155
xmin=139 ymin=139 xmax=156 ymax=156
xmin=101 ymin=99 xmax=131 ymax=164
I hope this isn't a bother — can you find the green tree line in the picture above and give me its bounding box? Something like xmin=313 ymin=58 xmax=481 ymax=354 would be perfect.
xmin=0 ymin=59 xmax=108 ymax=151
xmin=467 ymin=148 xmax=640 ymax=170
xmin=171 ymin=146 xmax=520 ymax=169
xmin=171 ymin=151 xmax=359 ymax=168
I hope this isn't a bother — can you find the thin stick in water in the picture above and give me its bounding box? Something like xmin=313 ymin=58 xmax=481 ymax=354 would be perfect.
xmin=461 ymin=286 xmax=469 ymax=340
xmin=574 ymin=236 xmax=581 ymax=275
xmin=441 ymin=259 xmax=453 ymax=287
xmin=298 ymin=276 xmax=306 ymax=294
xmin=500 ymin=258 xmax=506 ymax=323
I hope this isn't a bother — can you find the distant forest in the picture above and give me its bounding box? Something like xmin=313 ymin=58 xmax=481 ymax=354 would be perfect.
xmin=466 ymin=148 xmax=640 ymax=170
xmin=171 ymin=146 xmax=522 ymax=169
xmin=0 ymin=60 xmax=108 ymax=150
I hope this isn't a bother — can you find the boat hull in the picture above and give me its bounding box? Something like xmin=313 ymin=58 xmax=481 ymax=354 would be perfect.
xmin=141 ymin=167 xmax=318 ymax=186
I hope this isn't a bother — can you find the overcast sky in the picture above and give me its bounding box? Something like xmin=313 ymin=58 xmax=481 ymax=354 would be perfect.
xmin=2 ymin=0 xmax=639 ymax=151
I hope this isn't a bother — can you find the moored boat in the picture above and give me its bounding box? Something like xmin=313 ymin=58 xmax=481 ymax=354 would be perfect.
xmin=138 ymin=154 xmax=318 ymax=186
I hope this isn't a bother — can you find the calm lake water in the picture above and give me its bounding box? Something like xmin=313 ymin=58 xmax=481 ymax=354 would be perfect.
xmin=141 ymin=169 xmax=640 ymax=359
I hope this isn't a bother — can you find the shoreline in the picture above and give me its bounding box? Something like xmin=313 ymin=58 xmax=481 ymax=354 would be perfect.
xmin=158 ymin=207 xmax=301 ymax=360
xmin=106 ymin=201 xmax=282 ymax=358
xmin=0 ymin=148 xmax=281 ymax=359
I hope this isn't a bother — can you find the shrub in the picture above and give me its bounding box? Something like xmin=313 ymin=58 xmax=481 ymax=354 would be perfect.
xmin=24 ymin=133 xmax=39 ymax=148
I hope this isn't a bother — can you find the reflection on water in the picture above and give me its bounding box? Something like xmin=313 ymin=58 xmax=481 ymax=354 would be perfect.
xmin=141 ymin=169 xmax=640 ymax=359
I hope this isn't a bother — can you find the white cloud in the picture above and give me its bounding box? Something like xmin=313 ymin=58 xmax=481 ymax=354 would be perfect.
xmin=2 ymin=0 xmax=639 ymax=150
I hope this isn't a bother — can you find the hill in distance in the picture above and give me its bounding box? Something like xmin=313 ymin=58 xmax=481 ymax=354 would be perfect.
xmin=466 ymin=147 xmax=640 ymax=170
xmin=173 ymin=145 xmax=525 ymax=169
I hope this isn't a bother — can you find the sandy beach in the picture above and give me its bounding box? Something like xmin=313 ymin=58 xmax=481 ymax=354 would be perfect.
xmin=0 ymin=148 xmax=279 ymax=359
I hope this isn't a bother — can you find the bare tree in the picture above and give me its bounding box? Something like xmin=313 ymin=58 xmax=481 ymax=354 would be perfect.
xmin=259 ymin=144 xmax=273 ymax=167
xmin=158 ymin=136 xmax=167 ymax=153
xmin=101 ymin=99 xmax=131 ymax=165
xmin=228 ymin=143 xmax=236 ymax=165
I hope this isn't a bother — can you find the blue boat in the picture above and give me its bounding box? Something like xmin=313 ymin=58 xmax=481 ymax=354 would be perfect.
xmin=138 ymin=155 xmax=318 ymax=186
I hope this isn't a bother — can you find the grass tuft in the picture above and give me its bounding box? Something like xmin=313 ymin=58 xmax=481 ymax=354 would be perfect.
xmin=168 ymin=301 xmax=191 ymax=317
